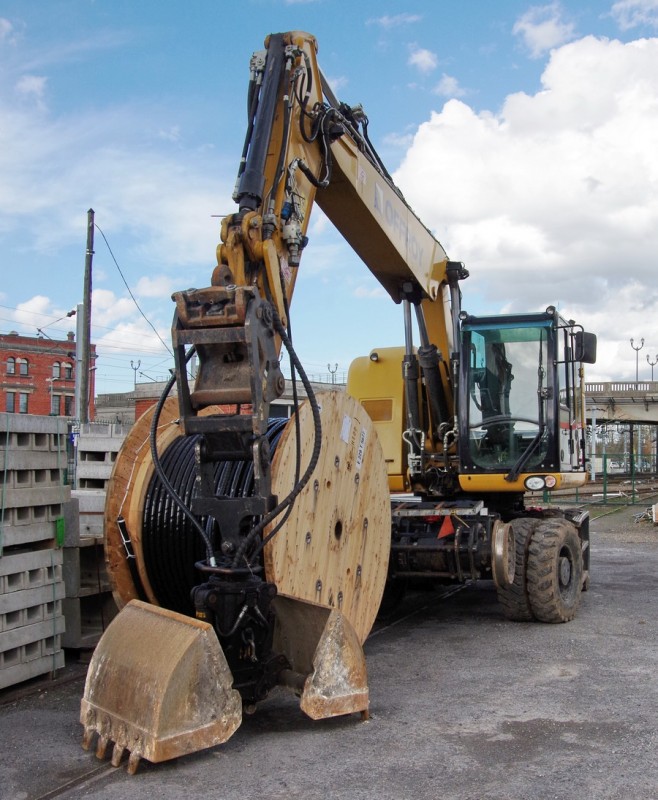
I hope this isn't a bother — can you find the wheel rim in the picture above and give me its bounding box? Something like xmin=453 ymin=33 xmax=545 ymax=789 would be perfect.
xmin=558 ymin=550 xmax=572 ymax=590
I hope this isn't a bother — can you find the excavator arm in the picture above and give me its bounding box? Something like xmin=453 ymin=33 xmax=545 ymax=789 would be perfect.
xmin=172 ymin=31 xmax=463 ymax=522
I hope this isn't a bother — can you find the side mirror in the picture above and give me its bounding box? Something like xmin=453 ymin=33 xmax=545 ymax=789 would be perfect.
xmin=574 ymin=331 xmax=597 ymax=364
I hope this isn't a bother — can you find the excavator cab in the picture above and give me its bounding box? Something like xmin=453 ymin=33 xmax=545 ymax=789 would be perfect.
xmin=459 ymin=309 xmax=597 ymax=489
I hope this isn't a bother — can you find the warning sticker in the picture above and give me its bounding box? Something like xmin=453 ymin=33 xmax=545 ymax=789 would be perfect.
xmin=340 ymin=415 xmax=351 ymax=444
xmin=356 ymin=427 xmax=367 ymax=469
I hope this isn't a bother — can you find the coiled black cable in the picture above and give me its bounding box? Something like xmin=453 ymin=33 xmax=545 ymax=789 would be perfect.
xmin=141 ymin=418 xmax=289 ymax=615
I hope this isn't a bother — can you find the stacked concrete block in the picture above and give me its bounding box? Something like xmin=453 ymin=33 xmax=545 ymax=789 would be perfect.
xmin=61 ymin=498 xmax=117 ymax=649
xmin=0 ymin=414 xmax=69 ymax=689
xmin=60 ymin=423 xmax=125 ymax=649
xmin=75 ymin=422 xmax=128 ymax=491
xmin=71 ymin=489 xmax=106 ymax=539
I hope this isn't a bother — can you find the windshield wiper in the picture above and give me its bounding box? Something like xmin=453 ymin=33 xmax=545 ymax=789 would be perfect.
xmin=504 ymin=424 xmax=545 ymax=482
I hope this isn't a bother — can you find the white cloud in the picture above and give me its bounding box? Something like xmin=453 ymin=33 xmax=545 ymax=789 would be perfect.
xmin=367 ymin=14 xmax=422 ymax=29
xmin=15 ymin=74 xmax=47 ymax=109
xmin=9 ymin=296 xmax=63 ymax=330
xmin=0 ymin=97 xmax=224 ymax=266
xmin=433 ymin=74 xmax=466 ymax=98
xmin=0 ymin=17 xmax=15 ymax=43
xmin=325 ymin=74 xmax=348 ymax=94
xmin=408 ymin=47 xmax=438 ymax=74
xmin=394 ymin=35 xmax=658 ymax=382
xmin=157 ymin=125 xmax=181 ymax=143
xmin=92 ymin=289 xmax=136 ymax=325
xmin=353 ymin=285 xmax=388 ymax=299
xmin=383 ymin=131 xmax=415 ymax=149
xmin=611 ymin=0 xmax=658 ymax=30
xmin=135 ymin=275 xmax=176 ymax=298
xmin=513 ymin=3 xmax=577 ymax=58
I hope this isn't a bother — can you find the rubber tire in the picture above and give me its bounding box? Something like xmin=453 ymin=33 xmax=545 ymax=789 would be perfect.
xmin=496 ymin=518 xmax=537 ymax=621
xmin=526 ymin=518 xmax=583 ymax=623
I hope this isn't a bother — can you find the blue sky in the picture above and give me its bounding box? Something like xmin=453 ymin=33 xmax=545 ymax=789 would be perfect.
xmin=1 ymin=1 xmax=658 ymax=393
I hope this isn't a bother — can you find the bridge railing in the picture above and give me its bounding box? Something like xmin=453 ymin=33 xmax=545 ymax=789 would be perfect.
xmin=586 ymin=381 xmax=658 ymax=394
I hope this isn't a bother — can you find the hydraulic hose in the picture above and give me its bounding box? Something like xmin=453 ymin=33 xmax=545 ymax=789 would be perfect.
xmin=148 ymin=348 xmax=216 ymax=565
xmin=231 ymin=306 xmax=322 ymax=567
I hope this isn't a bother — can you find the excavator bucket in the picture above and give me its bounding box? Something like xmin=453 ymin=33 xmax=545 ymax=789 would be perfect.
xmin=273 ymin=595 xmax=369 ymax=720
xmin=80 ymin=600 xmax=242 ymax=774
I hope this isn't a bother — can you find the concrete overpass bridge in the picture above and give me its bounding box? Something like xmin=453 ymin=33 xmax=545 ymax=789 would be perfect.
xmin=585 ymin=381 xmax=658 ymax=424
xmin=584 ymin=382 xmax=658 ymax=479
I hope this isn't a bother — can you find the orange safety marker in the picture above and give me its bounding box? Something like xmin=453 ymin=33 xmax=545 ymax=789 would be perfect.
xmin=438 ymin=516 xmax=455 ymax=538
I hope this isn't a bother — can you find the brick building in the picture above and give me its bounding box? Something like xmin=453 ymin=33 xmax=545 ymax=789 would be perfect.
xmin=0 ymin=331 xmax=96 ymax=419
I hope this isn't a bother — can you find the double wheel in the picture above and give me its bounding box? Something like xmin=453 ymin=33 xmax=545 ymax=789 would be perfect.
xmin=496 ymin=516 xmax=584 ymax=623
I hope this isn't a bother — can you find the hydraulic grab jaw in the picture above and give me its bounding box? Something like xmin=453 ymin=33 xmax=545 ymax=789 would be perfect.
xmin=171 ymin=283 xmax=284 ymax=547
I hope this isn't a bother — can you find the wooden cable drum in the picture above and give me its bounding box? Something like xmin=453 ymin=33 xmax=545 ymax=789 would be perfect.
xmin=264 ymin=391 xmax=391 ymax=643
xmin=104 ymin=396 xmax=182 ymax=610
xmin=104 ymin=392 xmax=391 ymax=643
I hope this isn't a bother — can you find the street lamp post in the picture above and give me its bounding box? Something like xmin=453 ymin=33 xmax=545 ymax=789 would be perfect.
xmin=130 ymin=359 xmax=141 ymax=391
xmin=630 ymin=337 xmax=644 ymax=382
xmin=47 ymin=377 xmax=58 ymax=416
xmin=647 ymin=353 xmax=658 ymax=381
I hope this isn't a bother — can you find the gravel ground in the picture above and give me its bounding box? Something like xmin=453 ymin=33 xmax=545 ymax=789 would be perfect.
xmin=2 ymin=499 xmax=657 ymax=800
xmin=588 ymin=497 xmax=658 ymax=543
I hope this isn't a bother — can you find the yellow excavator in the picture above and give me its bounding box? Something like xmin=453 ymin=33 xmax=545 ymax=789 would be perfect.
xmin=81 ymin=31 xmax=597 ymax=773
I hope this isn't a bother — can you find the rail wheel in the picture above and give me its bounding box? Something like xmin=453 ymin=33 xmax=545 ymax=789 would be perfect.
xmin=526 ymin=518 xmax=583 ymax=623
xmin=496 ymin=517 xmax=537 ymax=621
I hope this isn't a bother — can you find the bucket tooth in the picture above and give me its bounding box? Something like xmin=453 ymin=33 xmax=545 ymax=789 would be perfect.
xmin=111 ymin=743 xmax=125 ymax=768
xmin=96 ymin=735 xmax=109 ymax=760
xmin=80 ymin=599 xmax=242 ymax=770
xmin=127 ymin=752 xmax=141 ymax=775
xmin=273 ymin=595 xmax=369 ymax=720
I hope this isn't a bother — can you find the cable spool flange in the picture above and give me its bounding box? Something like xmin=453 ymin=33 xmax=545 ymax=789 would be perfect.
xmin=105 ymin=392 xmax=390 ymax=642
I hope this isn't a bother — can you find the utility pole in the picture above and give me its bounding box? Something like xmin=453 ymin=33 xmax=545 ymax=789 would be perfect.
xmin=74 ymin=303 xmax=84 ymax=421
xmin=79 ymin=209 xmax=94 ymax=424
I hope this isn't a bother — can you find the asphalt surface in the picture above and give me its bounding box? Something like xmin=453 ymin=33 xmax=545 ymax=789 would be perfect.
xmin=1 ymin=504 xmax=657 ymax=800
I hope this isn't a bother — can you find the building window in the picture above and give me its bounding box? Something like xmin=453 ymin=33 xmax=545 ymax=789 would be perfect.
xmin=52 ymin=361 xmax=61 ymax=379
xmin=64 ymin=395 xmax=74 ymax=416
xmin=18 ymin=393 xmax=28 ymax=414
xmin=7 ymin=357 xmax=15 ymax=375
xmin=64 ymin=362 xmax=73 ymax=380
xmin=17 ymin=358 xmax=28 ymax=376
xmin=51 ymin=393 xmax=60 ymax=416
xmin=6 ymin=391 xmax=15 ymax=413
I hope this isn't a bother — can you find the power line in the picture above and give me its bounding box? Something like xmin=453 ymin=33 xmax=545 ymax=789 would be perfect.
xmin=94 ymin=223 xmax=173 ymax=357
xmin=1 ymin=305 xmax=175 ymax=356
